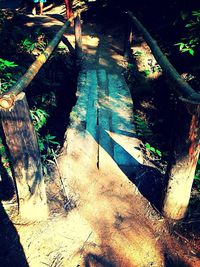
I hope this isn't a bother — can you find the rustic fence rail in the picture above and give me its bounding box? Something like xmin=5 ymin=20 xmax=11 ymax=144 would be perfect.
xmin=125 ymin=11 xmax=200 ymax=220
xmin=0 ymin=12 xmax=82 ymax=221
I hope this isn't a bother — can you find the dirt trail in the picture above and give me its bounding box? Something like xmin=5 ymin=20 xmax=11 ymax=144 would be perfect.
xmin=1 ymin=5 xmax=200 ymax=267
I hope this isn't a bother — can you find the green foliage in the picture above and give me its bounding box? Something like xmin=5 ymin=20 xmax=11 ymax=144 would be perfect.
xmin=175 ymin=9 xmax=200 ymax=56
xmin=142 ymin=64 xmax=162 ymax=77
xmin=0 ymin=21 xmax=59 ymax=177
xmin=145 ymin=142 xmax=162 ymax=158
xmin=142 ymin=69 xmax=151 ymax=77
xmin=134 ymin=115 xmax=153 ymax=137
xmin=20 ymin=38 xmax=35 ymax=53
xmin=175 ymin=38 xmax=197 ymax=56
xmin=194 ymin=159 xmax=200 ymax=192
xmin=0 ymin=137 xmax=11 ymax=175
xmin=30 ymin=108 xmax=49 ymax=131
xmin=19 ymin=29 xmax=47 ymax=54
xmin=0 ymin=58 xmax=19 ymax=94
xmin=133 ymin=50 xmax=143 ymax=57
xmin=0 ymin=58 xmax=18 ymax=71
xmin=39 ymin=133 xmax=60 ymax=175
xmin=134 ymin=115 xmax=163 ymax=162
xmin=29 ymin=94 xmax=60 ymax=174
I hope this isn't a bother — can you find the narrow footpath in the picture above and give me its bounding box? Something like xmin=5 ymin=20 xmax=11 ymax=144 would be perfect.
xmin=1 ymin=5 xmax=199 ymax=267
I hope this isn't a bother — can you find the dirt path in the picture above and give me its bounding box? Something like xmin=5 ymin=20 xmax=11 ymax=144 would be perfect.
xmin=1 ymin=6 xmax=200 ymax=267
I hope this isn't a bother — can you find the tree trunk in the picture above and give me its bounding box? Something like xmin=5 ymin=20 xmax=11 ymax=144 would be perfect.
xmin=163 ymin=104 xmax=200 ymax=220
xmin=0 ymin=92 xmax=48 ymax=221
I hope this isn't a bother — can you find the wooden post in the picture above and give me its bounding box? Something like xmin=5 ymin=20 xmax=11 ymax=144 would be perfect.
xmin=64 ymin=0 xmax=73 ymax=19
xmin=74 ymin=13 xmax=82 ymax=65
xmin=124 ymin=16 xmax=132 ymax=60
xmin=163 ymin=104 xmax=200 ymax=220
xmin=0 ymin=92 xmax=48 ymax=221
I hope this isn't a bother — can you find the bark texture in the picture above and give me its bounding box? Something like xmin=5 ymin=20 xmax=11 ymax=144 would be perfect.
xmin=163 ymin=104 xmax=200 ymax=219
xmin=0 ymin=92 xmax=48 ymax=220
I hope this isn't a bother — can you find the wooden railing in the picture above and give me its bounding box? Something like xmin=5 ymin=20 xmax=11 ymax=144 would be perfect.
xmin=0 ymin=12 xmax=82 ymax=221
xmin=125 ymin=11 xmax=200 ymax=220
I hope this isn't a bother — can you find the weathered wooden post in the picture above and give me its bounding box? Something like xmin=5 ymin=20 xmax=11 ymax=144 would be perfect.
xmin=64 ymin=0 xmax=73 ymax=19
xmin=0 ymin=93 xmax=48 ymax=221
xmin=0 ymin=13 xmax=77 ymax=220
xmin=163 ymin=103 xmax=200 ymax=219
xmin=74 ymin=13 xmax=82 ymax=65
xmin=124 ymin=15 xmax=132 ymax=60
xmin=127 ymin=11 xmax=200 ymax=220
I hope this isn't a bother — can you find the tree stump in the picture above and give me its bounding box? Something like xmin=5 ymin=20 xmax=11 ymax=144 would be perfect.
xmin=0 ymin=92 xmax=48 ymax=221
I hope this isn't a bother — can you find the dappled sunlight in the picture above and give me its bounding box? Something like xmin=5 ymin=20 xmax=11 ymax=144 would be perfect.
xmin=17 ymin=210 xmax=100 ymax=267
xmin=111 ymin=53 xmax=126 ymax=66
xmin=64 ymin=33 xmax=75 ymax=48
xmin=132 ymin=41 xmax=162 ymax=80
xmin=57 ymin=128 xmax=164 ymax=266
xmin=83 ymin=35 xmax=99 ymax=47
xmin=106 ymin=130 xmax=144 ymax=165
xmin=1 ymin=4 xmax=199 ymax=267
xmin=82 ymin=35 xmax=99 ymax=55
xmin=25 ymin=15 xmax=64 ymax=28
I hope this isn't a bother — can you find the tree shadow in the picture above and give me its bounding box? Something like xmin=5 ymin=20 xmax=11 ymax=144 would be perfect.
xmin=97 ymin=127 xmax=164 ymax=209
xmin=0 ymin=168 xmax=29 ymax=267
xmin=164 ymin=252 xmax=190 ymax=267
xmin=85 ymin=253 xmax=117 ymax=267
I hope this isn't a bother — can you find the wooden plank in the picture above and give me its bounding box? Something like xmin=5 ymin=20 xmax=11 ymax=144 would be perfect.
xmin=108 ymin=74 xmax=137 ymax=167
xmin=85 ymin=70 xmax=98 ymax=167
xmin=70 ymin=69 xmax=89 ymax=132
xmin=108 ymin=74 xmax=135 ymax=135
xmin=97 ymin=69 xmax=113 ymax=170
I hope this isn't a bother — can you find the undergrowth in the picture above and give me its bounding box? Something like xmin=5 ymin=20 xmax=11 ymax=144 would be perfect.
xmin=0 ymin=10 xmax=75 ymax=177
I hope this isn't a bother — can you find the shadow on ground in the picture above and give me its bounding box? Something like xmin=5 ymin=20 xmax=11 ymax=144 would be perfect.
xmin=0 ymin=168 xmax=28 ymax=267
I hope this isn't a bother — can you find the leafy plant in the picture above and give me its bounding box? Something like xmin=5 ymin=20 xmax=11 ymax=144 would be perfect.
xmin=175 ymin=9 xmax=200 ymax=56
xmin=0 ymin=137 xmax=11 ymax=176
xmin=194 ymin=159 xmax=200 ymax=192
xmin=39 ymin=134 xmax=59 ymax=152
xmin=30 ymin=108 xmax=49 ymax=131
xmin=0 ymin=58 xmax=18 ymax=93
xmin=30 ymin=105 xmax=60 ymax=174
xmin=175 ymin=38 xmax=197 ymax=56
xmin=20 ymin=38 xmax=35 ymax=53
xmin=0 ymin=58 xmax=18 ymax=71
xmin=134 ymin=115 xmax=153 ymax=137
xmin=142 ymin=69 xmax=151 ymax=77
xmin=133 ymin=50 xmax=143 ymax=57
xmin=19 ymin=30 xmax=47 ymax=54
xmin=39 ymin=134 xmax=60 ymax=175
xmin=145 ymin=142 xmax=162 ymax=158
